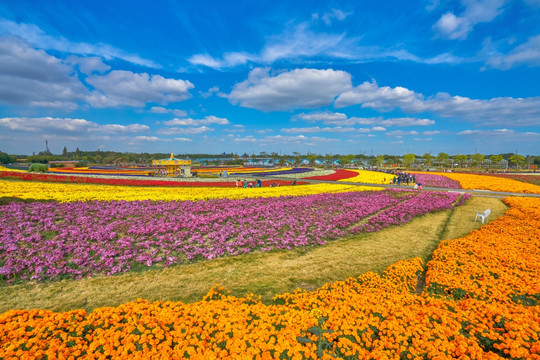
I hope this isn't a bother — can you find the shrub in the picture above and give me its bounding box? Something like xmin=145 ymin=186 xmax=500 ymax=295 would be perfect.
xmin=28 ymin=163 xmax=48 ymax=173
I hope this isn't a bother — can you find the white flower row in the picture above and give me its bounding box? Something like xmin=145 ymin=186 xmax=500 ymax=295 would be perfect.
xmin=270 ymin=170 xmax=335 ymax=179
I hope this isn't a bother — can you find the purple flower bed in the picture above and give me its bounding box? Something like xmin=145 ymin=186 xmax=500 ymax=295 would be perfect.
xmin=0 ymin=191 xmax=469 ymax=283
xmin=414 ymin=174 xmax=461 ymax=189
xmin=351 ymin=192 xmax=471 ymax=233
xmin=241 ymin=168 xmax=315 ymax=176
xmin=0 ymin=192 xmax=398 ymax=282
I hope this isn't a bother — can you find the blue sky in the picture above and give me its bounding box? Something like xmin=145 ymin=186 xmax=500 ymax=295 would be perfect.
xmin=0 ymin=0 xmax=539 ymax=156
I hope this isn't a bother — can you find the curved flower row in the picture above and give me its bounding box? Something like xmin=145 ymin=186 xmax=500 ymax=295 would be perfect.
xmin=0 ymin=166 xmax=25 ymax=173
xmin=429 ymin=172 xmax=540 ymax=194
xmin=0 ymin=179 xmax=381 ymax=203
xmin=412 ymin=173 xmax=462 ymax=189
xmin=272 ymin=169 xmax=335 ymax=179
xmin=425 ymin=196 xmax=540 ymax=303
xmin=487 ymin=173 xmax=540 ymax=186
xmin=351 ymin=192 xmax=470 ymax=233
xmin=1 ymin=247 xmax=538 ymax=359
xmin=1 ymin=191 xmax=454 ymax=283
xmin=340 ymin=170 xmax=391 ymax=184
xmin=49 ymin=167 xmax=152 ymax=176
xmin=304 ymin=169 xmax=358 ymax=181
xmin=0 ymin=171 xmax=300 ymax=187
xmin=240 ymin=168 xmax=314 ymax=176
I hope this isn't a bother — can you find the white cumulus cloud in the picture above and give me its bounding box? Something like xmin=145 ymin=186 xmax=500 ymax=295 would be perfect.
xmin=0 ymin=37 xmax=87 ymax=109
xmin=0 ymin=117 xmax=149 ymax=134
xmin=380 ymin=117 xmax=435 ymax=126
xmin=163 ymin=116 xmax=229 ymax=126
xmin=433 ymin=0 xmax=507 ymax=40
xmin=86 ymin=70 xmax=194 ymax=108
xmin=335 ymin=80 xmax=540 ymax=126
xmin=0 ymin=19 xmax=159 ymax=68
xmin=280 ymin=126 xmax=355 ymax=134
xmin=158 ymin=126 xmax=213 ymax=135
xmin=227 ymin=68 xmax=352 ymax=111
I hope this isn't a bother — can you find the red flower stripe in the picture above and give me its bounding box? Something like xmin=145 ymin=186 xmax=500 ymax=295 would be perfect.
xmin=304 ymin=169 xmax=358 ymax=181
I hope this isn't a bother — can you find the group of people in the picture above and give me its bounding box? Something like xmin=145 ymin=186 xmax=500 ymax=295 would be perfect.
xmin=235 ymin=179 xmax=263 ymax=188
xmin=391 ymin=172 xmax=416 ymax=186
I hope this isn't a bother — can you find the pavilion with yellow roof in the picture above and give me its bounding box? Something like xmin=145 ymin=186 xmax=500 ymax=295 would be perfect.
xmin=152 ymin=153 xmax=192 ymax=177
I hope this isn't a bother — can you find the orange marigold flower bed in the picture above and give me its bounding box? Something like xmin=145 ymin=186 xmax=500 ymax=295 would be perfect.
xmin=488 ymin=173 xmax=540 ymax=187
xmin=426 ymin=197 xmax=540 ymax=303
xmin=429 ymin=172 xmax=540 ymax=194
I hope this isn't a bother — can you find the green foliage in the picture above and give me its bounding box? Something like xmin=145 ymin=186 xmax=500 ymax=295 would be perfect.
xmin=297 ymin=316 xmax=336 ymax=358
xmin=511 ymin=293 xmax=540 ymax=306
xmin=454 ymin=154 xmax=468 ymax=167
xmin=509 ymin=154 xmax=526 ymax=169
xmin=0 ymin=151 xmax=16 ymax=164
xmin=422 ymin=153 xmax=434 ymax=167
xmin=28 ymin=163 xmax=48 ymax=173
xmin=403 ymin=153 xmax=416 ymax=168
xmin=26 ymin=155 xmax=51 ymax=164
xmin=490 ymin=154 xmax=504 ymax=167
xmin=375 ymin=155 xmax=384 ymax=167
xmin=436 ymin=152 xmax=450 ymax=166
xmin=470 ymin=153 xmax=485 ymax=167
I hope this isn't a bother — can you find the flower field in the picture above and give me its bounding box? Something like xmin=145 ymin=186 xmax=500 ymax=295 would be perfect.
xmin=413 ymin=173 xmax=462 ymax=189
xmin=304 ymin=169 xmax=390 ymax=183
xmin=304 ymin=169 xmax=358 ymax=181
xmin=429 ymin=172 xmax=540 ymax=194
xmin=426 ymin=196 xmax=540 ymax=303
xmin=0 ymin=170 xmax=539 ymax=359
xmin=340 ymin=170 xmax=391 ymax=184
xmin=0 ymin=180 xmax=370 ymax=202
xmin=488 ymin=173 xmax=540 ymax=186
xmin=49 ymin=167 xmax=153 ymax=176
xmin=0 ymin=190 xmax=464 ymax=283
xmin=0 ymin=166 xmax=25 ymax=173
xmin=351 ymin=191 xmax=469 ymax=233
xmin=1 ymin=197 xmax=538 ymax=359
xmin=0 ymin=171 xmax=300 ymax=187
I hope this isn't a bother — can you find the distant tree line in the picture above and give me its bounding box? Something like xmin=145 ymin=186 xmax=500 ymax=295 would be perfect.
xmin=0 ymin=149 xmax=538 ymax=169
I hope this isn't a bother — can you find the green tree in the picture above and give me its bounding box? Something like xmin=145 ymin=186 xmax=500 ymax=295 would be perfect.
xmin=375 ymin=155 xmax=385 ymax=167
xmin=62 ymin=146 xmax=68 ymax=157
xmin=509 ymin=155 xmax=526 ymax=169
xmin=0 ymin=151 xmax=12 ymax=164
xmin=403 ymin=153 xmax=416 ymax=168
xmin=490 ymin=155 xmax=503 ymax=168
xmin=436 ymin=152 xmax=450 ymax=167
xmin=470 ymin=153 xmax=485 ymax=168
xmin=307 ymin=153 xmax=317 ymax=165
xmin=423 ymin=153 xmax=434 ymax=167
xmin=454 ymin=154 xmax=468 ymax=168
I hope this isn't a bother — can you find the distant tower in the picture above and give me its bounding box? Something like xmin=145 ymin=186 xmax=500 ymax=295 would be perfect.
xmin=45 ymin=139 xmax=50 ymax=154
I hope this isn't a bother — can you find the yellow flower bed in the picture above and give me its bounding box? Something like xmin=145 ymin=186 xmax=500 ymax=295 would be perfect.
xmin=341 ymin=170 xmax=391 ymax=184
xmin=0 ymin=166 xmax=25 ymax=173
xmin=2 ymin=194 xmax=539 ymax=360
xmin=428 ymin=172 xmax=540 ymax=194
xmin=0 ymin=180 xmax=380 ymax=203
